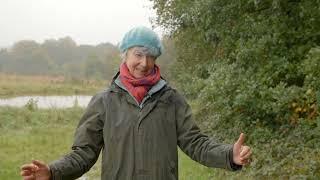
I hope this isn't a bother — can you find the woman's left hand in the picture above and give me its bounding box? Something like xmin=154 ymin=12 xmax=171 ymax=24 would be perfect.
xmin=233 ymin=133 xmax=252 ymax=166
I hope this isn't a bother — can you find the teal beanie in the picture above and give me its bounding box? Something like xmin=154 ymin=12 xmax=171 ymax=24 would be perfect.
xmin=119 ymin=26 xmax=163 ymax=57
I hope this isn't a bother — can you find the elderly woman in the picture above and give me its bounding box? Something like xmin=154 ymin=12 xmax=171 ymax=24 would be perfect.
xmin=21 ymin=26 xmax=252 ymax=180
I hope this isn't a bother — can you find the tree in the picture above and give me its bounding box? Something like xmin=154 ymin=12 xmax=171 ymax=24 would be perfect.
xmin=151 ymin=0 xmax=320 ymax=177
xmin=84 ymin=54 xmax=106 ymax=80
xmin=1 ymin=37 xmax=120 ymax=80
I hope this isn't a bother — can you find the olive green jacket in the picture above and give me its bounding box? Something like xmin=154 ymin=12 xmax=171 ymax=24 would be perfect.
xmin=49 ymin=73 xmax=241 ymax=180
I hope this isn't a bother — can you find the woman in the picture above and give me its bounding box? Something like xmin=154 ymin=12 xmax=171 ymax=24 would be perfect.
xmin=20 ymin=26 xmax=252 ymax=180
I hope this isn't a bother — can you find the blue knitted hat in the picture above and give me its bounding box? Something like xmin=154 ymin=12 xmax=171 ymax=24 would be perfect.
xmin=119 ymin=26 xmax=163 ymax=57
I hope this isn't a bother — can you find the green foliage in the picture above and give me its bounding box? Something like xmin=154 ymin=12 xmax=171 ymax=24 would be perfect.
xmin=302 ymin=47 xmax=320 ymax=90
xmin=156 ymin=35 xmax=177 ymax=79
xmin=152 ymin=0 xmax=320 ymax=178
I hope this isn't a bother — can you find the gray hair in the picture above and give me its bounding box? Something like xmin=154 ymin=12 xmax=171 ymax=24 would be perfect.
xmin=121 ymin=46 xmax=158 ymax=62
xmin=120 ymin=50 xmax=128 ymax=62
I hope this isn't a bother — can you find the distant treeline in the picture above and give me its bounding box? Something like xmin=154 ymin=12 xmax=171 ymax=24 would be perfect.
xmin=0 ymin=36 xmax=175 ymax=81
xmin=0 ymin=37 xmax=121 ymax=80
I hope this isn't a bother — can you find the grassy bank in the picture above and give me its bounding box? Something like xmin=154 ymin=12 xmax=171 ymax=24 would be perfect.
xmin=0 ymin=106 xmax=228 ymax=180
xmin=0 ymin=74 xmax=107 ymax=97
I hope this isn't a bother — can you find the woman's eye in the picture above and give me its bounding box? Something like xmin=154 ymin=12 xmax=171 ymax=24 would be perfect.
xmin=135 ymin=53 xmax=143 ymax=58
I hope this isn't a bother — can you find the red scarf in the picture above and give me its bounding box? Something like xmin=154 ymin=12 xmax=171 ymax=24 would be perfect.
xmin=119 ymin=63 xmax=161 ymax=104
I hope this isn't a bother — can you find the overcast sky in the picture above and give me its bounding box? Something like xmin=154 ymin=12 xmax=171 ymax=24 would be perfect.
xmin=0 ymin=0 xmax=161 ymax=47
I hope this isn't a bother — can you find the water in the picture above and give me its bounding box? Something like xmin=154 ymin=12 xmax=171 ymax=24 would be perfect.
xmin=0 ymin=95 xmax=92 ymax=108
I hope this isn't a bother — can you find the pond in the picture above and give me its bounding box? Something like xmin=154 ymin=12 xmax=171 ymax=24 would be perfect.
xmin=0 ymin=95 xmax=92 ymax=108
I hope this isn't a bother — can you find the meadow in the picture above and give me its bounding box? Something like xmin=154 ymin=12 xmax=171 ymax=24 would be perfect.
xmin=0 ymin=74 xmax=107 ymax=97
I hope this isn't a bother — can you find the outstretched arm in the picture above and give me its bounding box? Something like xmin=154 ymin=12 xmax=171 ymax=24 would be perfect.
xmin=175 ymin=93 xmax=251 ymax=170
xmin=48 ymin=93 xmax=106 ymax=179
xmin=20 ymin=92 xmax=107 ymax=180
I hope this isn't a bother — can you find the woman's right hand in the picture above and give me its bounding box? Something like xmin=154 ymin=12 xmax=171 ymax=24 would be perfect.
xmin=20 ymin=160 xmax=51 ymax=180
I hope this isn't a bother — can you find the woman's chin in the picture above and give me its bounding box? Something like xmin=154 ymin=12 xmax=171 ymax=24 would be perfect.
xmin=132 ymin=71 xmax=150 ymax=78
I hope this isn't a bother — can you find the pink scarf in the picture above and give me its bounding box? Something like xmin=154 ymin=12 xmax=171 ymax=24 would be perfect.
xmin=119 ymin=63 xmax=161 ymax=104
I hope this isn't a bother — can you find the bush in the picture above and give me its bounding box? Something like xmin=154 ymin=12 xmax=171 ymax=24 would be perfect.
xmin=152 ymin=0 xmax=320 ymax=178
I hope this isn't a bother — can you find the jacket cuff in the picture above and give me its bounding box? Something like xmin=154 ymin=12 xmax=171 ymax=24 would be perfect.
xmin=229 ymin=146 xmax=242 ymax=171
xmin=48 ymin=163 xmax=63 ymax=180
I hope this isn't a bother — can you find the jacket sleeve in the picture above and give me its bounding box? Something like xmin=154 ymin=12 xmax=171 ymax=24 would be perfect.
xmin=175 ymin=92 xmax=241 ymax=171
xmin=48 ymin=92 xmax=106 ymax=180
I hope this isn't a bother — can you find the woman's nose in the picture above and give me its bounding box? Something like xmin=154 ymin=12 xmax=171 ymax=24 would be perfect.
xmin=140 ymin=56 xmax=148 ymax=67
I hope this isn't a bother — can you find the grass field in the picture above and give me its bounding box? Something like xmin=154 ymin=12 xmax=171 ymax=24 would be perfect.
xmin=0 ymin=106 xmax=226 ymax=180
xmin=0 ymin=74 xmax=107 ymax=97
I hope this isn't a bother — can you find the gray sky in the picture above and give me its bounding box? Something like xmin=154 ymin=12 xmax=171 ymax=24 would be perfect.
xmin=0 ymin=0 xmax=161 ymax=47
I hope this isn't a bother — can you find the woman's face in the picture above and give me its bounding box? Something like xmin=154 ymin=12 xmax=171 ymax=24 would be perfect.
xmin=125 ymin=47 xmax=156 ymax=78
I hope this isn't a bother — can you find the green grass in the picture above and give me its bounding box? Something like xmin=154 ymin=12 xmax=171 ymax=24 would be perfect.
xmin=0 ymin=106 xmax=233 ymax=180
xmin=0 ymin=106 xmax=82 ymax=179
xmin=0 ymin=74 xmax=107 ymax=97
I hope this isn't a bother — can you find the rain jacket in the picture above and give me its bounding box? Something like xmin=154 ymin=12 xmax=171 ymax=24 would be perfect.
xmin=49 ymin=73 xmax=241 ymax=180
